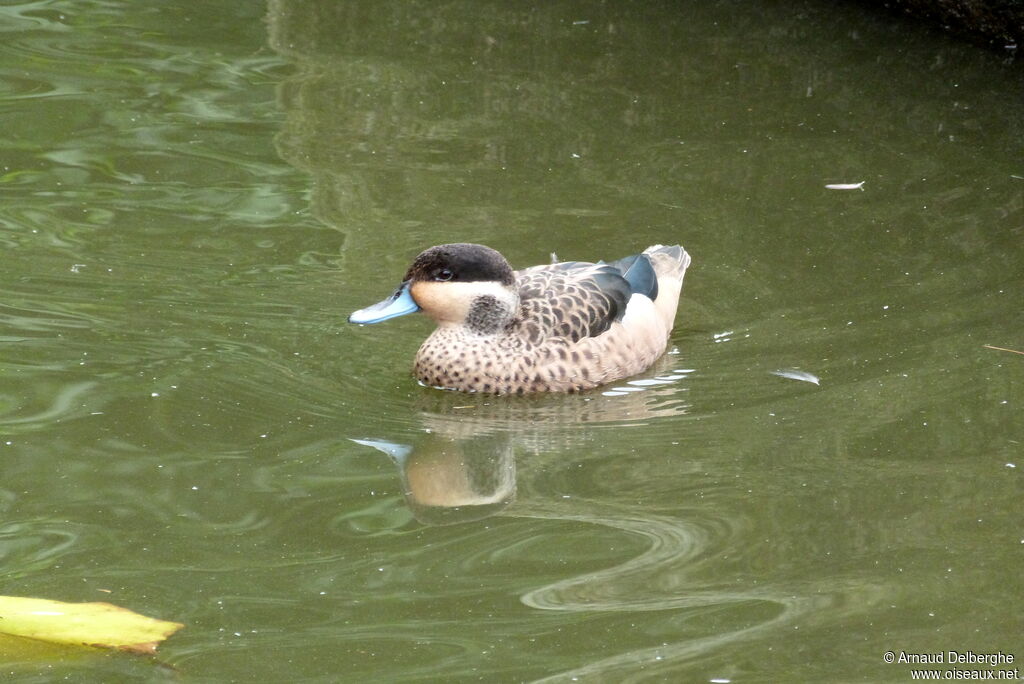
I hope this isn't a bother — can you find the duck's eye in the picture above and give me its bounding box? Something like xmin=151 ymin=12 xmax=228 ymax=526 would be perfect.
xmin=434 ymin=268 xmax=454 ymax=282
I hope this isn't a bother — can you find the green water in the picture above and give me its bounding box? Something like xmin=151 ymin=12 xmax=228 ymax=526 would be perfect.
xmin=1 ymin=1 xmax=1021 ymax=681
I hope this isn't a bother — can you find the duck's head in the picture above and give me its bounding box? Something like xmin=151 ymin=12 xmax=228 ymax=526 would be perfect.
xmin=348 ymin=243 xmax=518 ymax=331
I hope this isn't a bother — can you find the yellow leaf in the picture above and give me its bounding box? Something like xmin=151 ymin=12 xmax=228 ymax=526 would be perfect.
xmin=0 ymin=596 xmax=183 ymax=654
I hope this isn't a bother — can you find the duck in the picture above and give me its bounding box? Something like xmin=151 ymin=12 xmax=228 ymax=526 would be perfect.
xmin=348 ymin=243 xmax=691 ymax=394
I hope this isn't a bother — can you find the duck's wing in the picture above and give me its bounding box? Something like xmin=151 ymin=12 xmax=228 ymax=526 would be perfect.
xmin=604 ymin=254 xmax=659 ymax=301
xmin=514 ymin=256 xmax=657 ymax=343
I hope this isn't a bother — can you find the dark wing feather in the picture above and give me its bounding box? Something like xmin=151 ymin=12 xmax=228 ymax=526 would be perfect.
xmin=605 ymin=253 xmax=658 ymax=301
xmin=514 ymin=261 xmax=636 ymax=343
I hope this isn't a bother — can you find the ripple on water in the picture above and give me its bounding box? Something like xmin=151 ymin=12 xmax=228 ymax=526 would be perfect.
xmin=601 ymin=368 xmax=696 ymax=398
xmin=510 ymin=501 xmax=882 ymax=681
xmin=459 ymin=365 xmax=915 ymax=676
xmin=172 ymin=624 xmax=491 ymax=682
xmin=0 ymin=521 xmax=82 ymax=581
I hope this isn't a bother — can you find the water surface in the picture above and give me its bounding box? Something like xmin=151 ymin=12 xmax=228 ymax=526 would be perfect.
xmin=1 ymin=1 xmax=1021 ymax=681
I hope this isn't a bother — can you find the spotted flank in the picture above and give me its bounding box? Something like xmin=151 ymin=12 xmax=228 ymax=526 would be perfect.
xmin=349 ymin=243 xmax=691 ymax=394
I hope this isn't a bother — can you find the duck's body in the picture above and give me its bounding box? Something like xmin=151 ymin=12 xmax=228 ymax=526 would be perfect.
xmin=349 ymin=243 xmax=690 ymax=394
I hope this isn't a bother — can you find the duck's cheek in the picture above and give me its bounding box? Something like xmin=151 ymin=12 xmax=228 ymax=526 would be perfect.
xmin=410 ymin=281 xmax=474 ymax=324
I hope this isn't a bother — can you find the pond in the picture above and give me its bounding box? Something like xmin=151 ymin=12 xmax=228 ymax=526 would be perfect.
xmin=1 ymin=0 xmax=1021 ymax=681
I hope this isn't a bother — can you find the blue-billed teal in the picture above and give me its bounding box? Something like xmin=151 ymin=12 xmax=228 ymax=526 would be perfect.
xmin=349 ymin=243 xmax=691 ymax=394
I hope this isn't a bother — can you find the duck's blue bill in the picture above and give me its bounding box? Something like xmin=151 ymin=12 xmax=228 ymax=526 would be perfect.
xmin=348 ymin=282 xmax=420 ymax=324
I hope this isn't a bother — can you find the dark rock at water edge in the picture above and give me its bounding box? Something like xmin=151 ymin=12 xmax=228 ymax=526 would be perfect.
xmin=863 ymin=0 xmax=1023 ymax=55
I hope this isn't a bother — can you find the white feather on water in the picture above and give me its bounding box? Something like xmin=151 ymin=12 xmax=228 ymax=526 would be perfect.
xmin=770 ymin=369 xmax=821 ymax=385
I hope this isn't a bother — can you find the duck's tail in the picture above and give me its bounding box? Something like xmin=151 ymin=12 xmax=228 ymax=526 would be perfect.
xmin=642 ymin=244 xmax=691 ymax=334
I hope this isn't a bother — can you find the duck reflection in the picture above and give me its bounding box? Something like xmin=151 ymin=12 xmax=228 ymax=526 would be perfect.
xmin=352 ymin=433 xmax=515 ymax=526
xmin=353 ymin=352 xmax=690 ymax=525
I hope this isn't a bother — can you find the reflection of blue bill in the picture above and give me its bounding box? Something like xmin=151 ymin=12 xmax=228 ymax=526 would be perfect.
xmin=350 ymin=437 xmax=411 ymax=464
